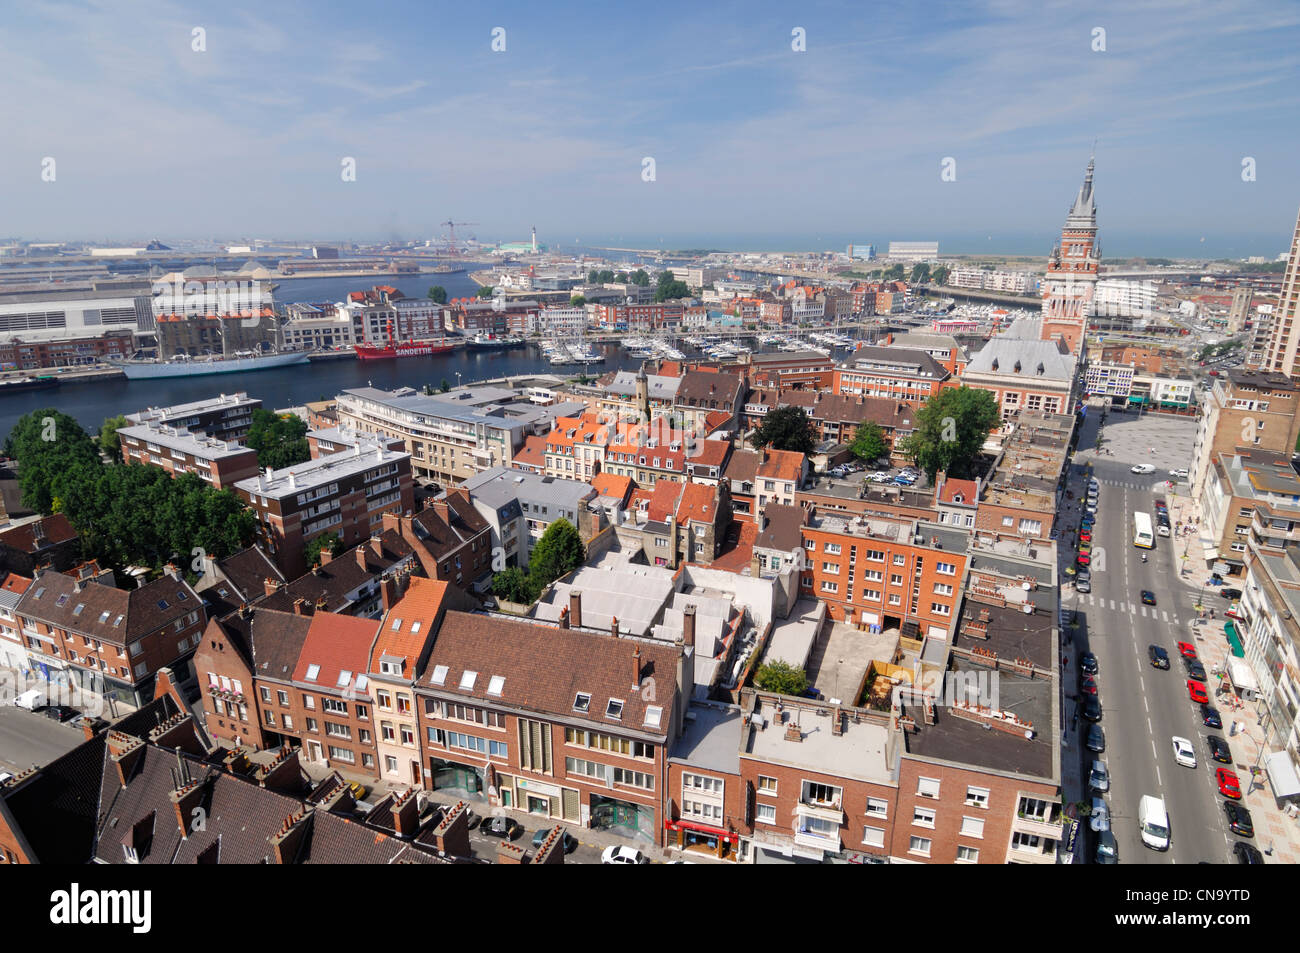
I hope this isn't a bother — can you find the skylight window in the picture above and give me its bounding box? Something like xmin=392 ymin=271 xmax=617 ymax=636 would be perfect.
xmin=487 ymin=675 xmax=505 ymax=696
xmin=337 ymin=670 xmax=352 ymax=687
xmin=305 ymin=664 xmax=320 ymax=681
xmin=55 ymin=594 xmax=69 ymax=607
xmin=98 ymin=611 xmax=111 ymax=624
xmin=390 ymin=617 xmax=403 ymax=631
xmin=72 ymin=604 xmax=85 ymax=616
xmin=431 ymin=665 xmax=448 ymax=686
xmin=573 ymin=692 xmax=591 ymax=713
xmin=33 ymin=587 xmax=45 ymax=599
xmin=113 ymin=615 xmax=123 ymax=627
xmin=177 ymin=590 xmax=188 ymax=601
xmin=644 ymin=706 xmax=663 ymax=729
xmin=157 ymin=599 xmax=169 ymax=610
xmin=606 ymin=699 xmax=624 ymax=720
xmin=354 ymin=675 xmax=368 ymax=692
xmin=459 ymin=670 xmax=477 ymax=691
xmin=410 ymin=620 xmax=421 ymax=634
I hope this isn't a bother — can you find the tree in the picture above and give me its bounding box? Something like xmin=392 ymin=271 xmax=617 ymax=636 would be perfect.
xmin=653 ymin=270 xmax=691 ymax=302
xmin=427 ymin=285 xmax=448 ymax=304
xmin=750 ymin=406 xmax=815 ymax=455
xmin=848 ymin=423 xmax=887 ymax=465
xmin=910 ymin=262 xmax=931 ymax=284
xmin=98 ymin=414 xmax=129 ymax=457
xmin=755 ymin=659 xmax=807 ymax=696
xmin=931 ymin=265 xmax=950 ymax=286
xmin=304 ymin=532 xmax=343 ymax=568
xmin=528 ymin=518 xmax=585 ymax=587
xmin=588 ymin=268 xmax=599 ymax=283
xmin=244 ymin=409 xmax=309 ymax=470
xmin=630 ymin=269 xmax=650 ymax=286
xmin=4 ymin=409 xmax=101 ymax=514
xmin=476 ymin=286 xmax=494 ymax=298
xmin=898 ymin=386 xmax=1000 ymax=480
xmin=440 ymin=378 xmax=450 ymax=392
xmin=570 ymin=295 xmax=587 ymax=307
xmin=615 ymin=271 xmax=629 ymax=282
xmin=883 ymin=263 xmax=905 ymax=281
xmin=491 ymin=567 xmax=538 ymax=605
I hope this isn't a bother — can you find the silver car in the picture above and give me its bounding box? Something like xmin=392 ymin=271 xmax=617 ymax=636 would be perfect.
xmin=1088 ymin=760 xmax=1110 ymax=793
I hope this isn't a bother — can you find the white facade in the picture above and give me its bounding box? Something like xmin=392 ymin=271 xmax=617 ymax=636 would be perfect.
xmin=537 ymin=307 xmax=589 ymax=335
xmin=1094 ymin=279 xmax=1157 ymax=318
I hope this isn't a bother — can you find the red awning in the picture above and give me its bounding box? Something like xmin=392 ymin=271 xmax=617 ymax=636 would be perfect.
xmin=665 ymin=819 xmax=734 ymax=842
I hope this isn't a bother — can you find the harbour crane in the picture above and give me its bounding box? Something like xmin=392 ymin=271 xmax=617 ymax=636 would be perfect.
xmin=439 ymin=220 xmax=479 ymax=256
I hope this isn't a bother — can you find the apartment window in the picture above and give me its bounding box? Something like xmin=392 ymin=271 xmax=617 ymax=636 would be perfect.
xmin=303 ymin=694 xmax=315 ymax=710
xmin=908 ymin=836 xmax=932 ymax=857
xmin=862 ymin=827 xmax=886 ymax=848
xmin=564 ymin=757 xmax=606 ymax=780
xmin=323 ymin=697 xmax=347 ymax=715
xmin=937 ymin=562 xmax=956 ymax=575
xmin=376 ymin=689 xmax=392 ymax=710
xmin=890 ymin=574 xmax=903 ymax=586
xmin=1011 ymin=832 xmax=1042 ymax=852
xmin=325 ymin=721 xmax=351 ymax=739
xmin=933 ymin=583 xmax=954 ymax=596
xmin=802 ymin=781 xmax=841 ymax=807
xmin=356 ymin=704 xmax=368 ymax=720
xmin=863 ymin=569 xmax=883 ymax=582
xmin=961 ymin=816 xmax=985 ymax=839
xmin=917 ymin=777 xmax=940 ymax=799
xmin=282 ymin=715 xmax=295 ymax=731
xmin=327 ymin=746 xmax=355 ymax=765
xmin=613 ymin=767 xmax=654 ymax=790
xmin=861 ymin=589 xmax=882 ymax=601
xmin=956 ymin=845 xmax=979 ymax=863
xmin=820 ymin=581 xmax=839 ymax=594
xmin=866 ymin=797 xmax=888 ymax=818
xmin=893 ymin=554 xmax=906 ymax=566
xmin=930 ymin=602 xmax=951 ymax=616
xmin=757 ymin=776 xmax=778 ymax=795
xmin=756 ymin=803 xmax=777 ymax=825
xmin=400 ymin=726 xmax=415 ymax=746
xmin=264 ymin=710 xmax=276 ymax=727
xmin=306 ymin=717 xmax=318 ymax=733
xmin=888 ymin=594 xmax=902 ymax=606
xmin=362 ymin=754 xmax=375 ymax=769
xmin=381 ymin=722 xmax=395 ymax=742
xmin=822 ymin=562 xmax=840 ymax=574
xmin=397 ymin=694 xmax=412 ymax=715
xmin=277 ymin=690 xmax=289 ymax=707
xmin=965 ymin=786 xmax=989 ymax=808
xmin=384 ymin=756 xmax=399 ymax=775
xmin=913 ymin=806 xmax=936 ymax=828
xmin=823 ymin=542 xmax=841 ymax=555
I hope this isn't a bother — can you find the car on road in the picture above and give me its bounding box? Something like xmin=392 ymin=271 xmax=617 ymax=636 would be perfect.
xmin=1207 ymin=735 xmax=1233 ymax=765
xmin=1216 ymin=768 xmax=1243 ymax=800
xmin=532 ymin=828 xmax=579 ymax=853
xmin=1201 ymin=703 xmax=1223 ymax=729
xmin=1177 ymin=641 xmax=1198 ymax=660
xmin=1148 ymin=645 xmax=1171 ymax=669
xmin=1141 ymin=590 xmax=1156 ymax=606
xmin=1086 ymin=724 xmax=1106 ymax=752
xmin=1171 ymin=736 xmax=1197 ymax=768
xmin=1138 ymin=795 xmax=1170 ymax=851
xmin=1183 ymin=658 xmax=1207 ymax=681
xmin=1075 ymin=575 xmax=1091 ymax=593
xmin=1089 ymin=796 xmax=1111 ymax=832
xmin=345 ymin=781 xmax=370 ymax=802
xmin=13 ymin=689 xmax=46 ymax=711
xmin=43 ymin=704 xmax=80 ymax=722
xmin=1080 ymin=652 xmax=1098 ymax=676
xmin=1170 ymin=468 xmax=1189 ymax=479
xmin=1131 ymin=464 xmax=1156 ymax=474
xmin=1095 ymin=829 xmax=1118 ymax=864
xmin=1220 ymin=588 xmax=1242 ymax=600
xmin=1233 ymin=841 xmax=1265 ymax=864
xmin=1079 ymin=675 xmax=1099 ymax=696
xmin=481 ymin=815 xmax=524 ymax=840
xmin=601 ymin=845 xmax=649 ymax=865
xmin=1088 ymin=759 xmax=1110 ymax=793
xmin=1079 ymin=530 xmax=1092 ymax=543
xmin=1187 ymin=680 xmax=1210 ymax=704
xmin=1082 ymin=696 xmax=1102 ymax=722
xmin=1076 ymin=552 xmax=1091 ymax=567
xmin=1224 ymin=801 xmax=1254 ymax=837
xmin=1078 ymin=540 xmax=1092 ymax=554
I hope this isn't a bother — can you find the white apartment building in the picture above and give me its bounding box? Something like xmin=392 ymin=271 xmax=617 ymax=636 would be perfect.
xmin=282 ymin=303 xmax=357 ymax=350
xmin=1094 ymin=279 xmax=1158 ymax=318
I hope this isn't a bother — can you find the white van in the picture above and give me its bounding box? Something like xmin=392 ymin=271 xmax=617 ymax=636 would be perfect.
xmin=1138 ymin=795 xmax=1170 ymax=851
xmin=13 ymin=689 xmax=47 ymax=711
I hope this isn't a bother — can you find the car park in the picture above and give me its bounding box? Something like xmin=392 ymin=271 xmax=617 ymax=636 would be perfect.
xmin=1086 ymin=724 xmax=1106 ymax=752
xmin=1082 ymin=696 xmax=1102 ymax=722
xmin=1207 ymin=735 xmax=1233 ymax=764
xmin=1233 ymin=842 xmax=1264 ymax=864
xmin=1177 ymin=641 xmax=1198 ymax=660
xmin=1224 ymin=801 xmax=1253 ymax=837
xmin=1080 ymin=652 xmax=1098 ymax=676
xmin=1184 ymin=658 xmax=1207 ymax=681
xmin=1201 ymin=704 xmax=1223 ymax=729
xmin=1148 ymin=645 xmax=1170 ymax=669
xmin=1141 ymin=590 xmax=1156 ymax=606
xmin=1217 ymin=768 xmax=1243 ymax=800
xmin=1171 ymin=736 xmax=1197 ymax=768
xmin=1188 ymin=680 xmax=1210 ymax=704
xmin=481 ymin=815 xmax=524 ymax=840
xmin=1088 ymin=760 xmax=1110 ymax=793
xmin=601 ymin=845 xmax=649 ymax=865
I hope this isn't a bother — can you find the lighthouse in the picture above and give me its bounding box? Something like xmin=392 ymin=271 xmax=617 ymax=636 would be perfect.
xmin=531 ymin=226 xmax=537 ymax=254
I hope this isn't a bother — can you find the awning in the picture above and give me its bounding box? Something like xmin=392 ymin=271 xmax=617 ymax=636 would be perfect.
xmin=1201 ymin=544 xmax=1220 ymax=561
xmin=1224 ymin=622 xmax=1246 ymax=659
xmin=1227 ymin=656 xmax=1258 ymax=691
xmin=665 ymin=819 xmax=735 ymax=843
xmin=1266 ymin=751 xmax=1300 ymax=798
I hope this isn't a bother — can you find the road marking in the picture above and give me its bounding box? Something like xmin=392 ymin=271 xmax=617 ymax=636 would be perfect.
xmin=1162 ymin=610 xmax=1169 ymax=622
xmin=1156 ymin=766 xmax=1162 ymax=786
xmin=1129 ymin=603 xmax=1137 ymax=614
xmin=1143 ymin=696 xmax=1149 ymax=713
xmin=1110 ymin=599 xmax=1117 ymax=610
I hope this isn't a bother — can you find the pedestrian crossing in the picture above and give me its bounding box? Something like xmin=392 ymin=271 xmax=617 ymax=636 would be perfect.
xmin=1069 ymin=592 xmax=1177 ymax=624
xmin=1093 ymin=478 xmax=1168 ymax=491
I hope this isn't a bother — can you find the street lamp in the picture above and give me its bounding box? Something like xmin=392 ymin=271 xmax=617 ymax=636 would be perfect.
xmin=455 ymin=372 xmax=462 ymax=389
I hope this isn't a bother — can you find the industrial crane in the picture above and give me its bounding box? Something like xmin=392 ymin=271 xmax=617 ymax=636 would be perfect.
xmin=439 ymin=220 xmax=479 ymax=256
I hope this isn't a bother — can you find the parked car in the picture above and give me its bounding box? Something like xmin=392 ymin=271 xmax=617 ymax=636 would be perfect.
xmin=346 ymin=781 xmax=370 ymax=802
xmin=1216 ymin=768 xmax=1243 ymax=800
xmin=1088 ymin=759 xmax=1110 ymax=793
xmin=1184 ymin=658 xmax=1207 ymax=681
xmin=1207 ymin=735 xmax=1233 ymax=765
xmin=532 ymin=828 xmax=579 ymax=853
xmin=1170 ymin=468 xmax=1189 ymax=479
xmin=1079 ymin=675 xmax=1099 ymax=696
xmin=1089 ymin=797 xmax=1111 ymax=832
xmin=43 ymin=705 xmax=79 ymax=723
xmin=12 ymin=689 xmax=46 ymax=711
xmin=1082 ymin=696 xmax=1103 ymax=722
xmin=1131 ymin=464 xmax=1156 ymax=474
xmin=1095 ymin=829 xmax=1118 ymax=864
xmin=1201 ymin=704 xmax=1223 ymax=729
xmin=481 ymin=815 xmax=523 ymax=840
xmin=601 ymin=845 xmax=649 ymax=865
xmin=1220 ymin=588 xmax=1243 ymax=600
xmin=1171 ymin=736 xmax=1197 ymax=768
xmin=1224 ymin=801 xmax=1253 ymax=837
xmin=1080 ymin=652 xmax=1098 ymax=676
xmin=1233 ymin=841 xmax=1264 ymax=864
xmin=1177 ymin=641 xmax=1198 ymax=660
xmin=1149 ymin=645 xmax=1171 ymax=669
xmin=1141 ymin=590 xmax=1156 ymax=606
xmin=1086 ymin=723 xmax=1106 ymax=753
xmin=1076 ymin=576 xmax=1091 ymax=593
xmin=1188 ymin=680 xmax=1210 ymax=704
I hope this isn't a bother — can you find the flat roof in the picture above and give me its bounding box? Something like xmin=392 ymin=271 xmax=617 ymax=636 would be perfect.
xmin=235 ymin=444 xmax=408 ymax=498
xmin=118 ymin=424 xmax=250 ymax=460
xmin=765 ymin=600 xmax=825 ymax=670
xmin=670 ymin=703 xmax=744 ymax=775
xmin=744 ymin=695 xmax=895 ymax=785
xmin=126 ymin=392 xmax=258 ymax=424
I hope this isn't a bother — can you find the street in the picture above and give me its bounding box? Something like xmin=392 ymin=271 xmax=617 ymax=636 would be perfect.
xmin=0 ymin=704 xmax=86 ymax=776
xmin=1063 ymin=407 xmax=1243 ymax=864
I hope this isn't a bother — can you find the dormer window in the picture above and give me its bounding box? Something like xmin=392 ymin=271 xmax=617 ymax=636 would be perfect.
xmin=606 ymin=698 xmax=624 ymax=720
xmin=574 ymin=692 xmax=591 ymax=713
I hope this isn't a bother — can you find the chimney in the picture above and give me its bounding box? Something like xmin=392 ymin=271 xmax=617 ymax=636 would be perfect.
xmin=391 ymin=787 xmax=420 ymax=838
xmin=319 ymin=548 xmax=333 ymax=565
xmin=164 ymin=563 xmax=180 ymax=581
xmin=148 ymin=713 xmax=205 ymax=756
xmin=264 ymin=577 xmax=279 ymax=597
xmin=831 ymin=706 xmax=844 ymax=736
xmin=496 ymin=841 xmax=529 ymax=864
xmin=32 ymin=519 xmax=46 ymax=543
xmin=631 ymin=645 xmax=641 ymax=691
xmin=784 ymin=721 xmax=803 ymax=742
xmin=293 ymin=598 xmax=308 ymax=616
xmin=223 ymin=746 xmax=255 ymax=776
xmin=169 ymin=777 xmax=207 ymax=838
xmin=380 ymin=575 xmax=399 ymax=613
xmin=257 ymin=746 xmax=306 ymax=794
xmin=356 ymin=546 xmax=370 ymax=571
xmin=108 ymin=732 xmax=146 ymax=786
xmin=558 ymin=606 xmax=570 ymax=630
xmin=611 ymin=616 xmax=620 ymax=640
xmin=268 ymin=808 xmax=313 ymax=864
xmin=682 ymin=604 xmax=696 ymax=648
xmin=569 ymin=590 xmax=583 ymax=629
xmin=431 ymin=800 xmax=472 ymax=857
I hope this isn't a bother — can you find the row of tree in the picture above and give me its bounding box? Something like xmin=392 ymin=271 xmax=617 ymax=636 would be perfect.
xmin=4 ymin=410 xmax=256 ymax=575
xmin=588 ymin=268 xmax=651 ymax=286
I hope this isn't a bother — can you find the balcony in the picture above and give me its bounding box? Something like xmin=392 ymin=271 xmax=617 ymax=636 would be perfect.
xmin=795 ymin=801 xmax=845 ymax=826
xmin=1013 ymin=812 xmax=1063 ymax=840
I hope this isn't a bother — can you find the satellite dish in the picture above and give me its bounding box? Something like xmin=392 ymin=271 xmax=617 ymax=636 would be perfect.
xmin=1022 ymin=603 xmax=1034 ymax=614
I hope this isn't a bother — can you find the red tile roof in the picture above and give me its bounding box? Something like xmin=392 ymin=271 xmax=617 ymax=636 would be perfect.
xmin=369 ymin=577 xmax=466 ymax=675
xmin=591 ymin=472 xmax=633 ymax=502
xmin=1 ymin=572 xmax=32 ymax=594
xmin=512 ymin=434 xmax=546 ymax=469
xmin=292 ymin=612 xmax=381 ymax=692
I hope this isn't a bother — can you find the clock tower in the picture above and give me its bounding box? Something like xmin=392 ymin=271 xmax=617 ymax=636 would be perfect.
xmin=1041 ymin=158 xmax=1100 ymax=355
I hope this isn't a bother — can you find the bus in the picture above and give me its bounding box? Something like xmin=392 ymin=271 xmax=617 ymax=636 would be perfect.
xmin=1133 ymin=512 xmax=1154 ymax=549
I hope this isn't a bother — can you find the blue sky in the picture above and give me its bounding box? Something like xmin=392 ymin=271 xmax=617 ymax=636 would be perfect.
xmin=4 ymin=0 xmax=1300 ymax=256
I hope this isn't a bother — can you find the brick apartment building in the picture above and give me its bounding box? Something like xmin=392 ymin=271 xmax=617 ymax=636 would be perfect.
xmin=0 ymin=515 xmax=80 ymax=576
xmin=833 ymin=346 xmax=952 ymax=402
xmin=125 ymin=392 xmax=260 ymax=443
xmin=1191 ymin=369 xmax=1300 ymax=502
xmin=118 ymin=422 xmax=261 ymax=488
xmin=723 ymin=448 xmax=808 ymax=523
xmin=381 ymin=490 xmax=494 ymax=590
xmin=743 ymin=351 xmax=835 ymax=390
xmin=0 ymin=329 xmax=134 ymax=369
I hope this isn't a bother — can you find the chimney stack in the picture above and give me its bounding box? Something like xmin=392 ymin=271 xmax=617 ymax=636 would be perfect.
xmin=380 ymin=575 xmax=399 ymax=613
xmin=257 ymin=746 xmax=306 ymax=795
xmin=558 ymin=606 xmax=570 ymax=630
xmin=108 ymin=732 xmax=147 ymax=786
xmin=268 ymin=808 xmax=313 ymax=864
xmin=569 ymin=590 xmax=583 ymax=629
xmin=631 ymin=645 xmax=641 ymax=691
xmin=611 ymin=616 xmax=620 ymax=640
xmin=391 ymin=787 xmax=420 ymax=838
xmin=293 ymin=598 xmax=308 ymax=616
xmin=682 ymin=604 xmax=696 ymax=648
xmin=356 ymin=546 xmax=370 ymax=571
xmin=264 ymin=577 xmax=280 ymax=597
xmin=319 ymin=548 xmax=333 ymax=565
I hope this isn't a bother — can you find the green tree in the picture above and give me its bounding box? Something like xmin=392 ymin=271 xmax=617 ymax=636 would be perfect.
xmin=304 ymin=532 xmax=343 ymax=568
xmin=615 ymin=271 xmax=629 ymax=282
xmin=848 ymin=423 xmax=887 ymax=465
xmin=755 ymin=659 xmax=808 ymax=695
xmin=653 ymin=270 xmax=691 ymax=302
xmin=98 ymin=414 xmax=130 ymax=457
xmin=630 ymin=269 xmax=651 ymax=286
xmin=528 ymin=518 xmax=585 ymax=587
xmin=898 ymin=386 xmax=1000 ymax=480
xmin=491 ymin=566 xmax=538 ymax=605
xmin=427 ymin=285 xmax=448 ymax=304
xmin=476 ymin=286 xmax=494 ymax=298
xmin=440 ymin=378 xmax=450 ymax=392
xmin=883 ymin=263 xmax=905 ymax=281
xmin=588 ymin=268 xmax=599 ymax=283
xmin=750 ymin=406 xmax=816 ymax=455
xmin=910 ymin=262 xmax=931 ymax=284
xmin=244 ymin=409 xmax=309 ymax=470
xmin=931 ymin=265 xmax=950 ymax=286
xmin=570 ymin=295 xmax=587 ymax=307
xmin=4 ymin=409 xmax=101 ymax=514
xmin=597 ymin=269 xmax=615 ymax=283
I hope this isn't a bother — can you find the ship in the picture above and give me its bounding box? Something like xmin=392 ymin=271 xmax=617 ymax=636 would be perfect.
xmin=0 ymin=375 xmax=61 ymax=394
xmin=467 ymin=333 xmax=524 ymax=350
xmin=430 ymin=264 xmax=467 ymax=274
xmin=354 ymin=318 xmax=460 ymax=360
xmin=110 ymin=350 xmax=309 ymax=380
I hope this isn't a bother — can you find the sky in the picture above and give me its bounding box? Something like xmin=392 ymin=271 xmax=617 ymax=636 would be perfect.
xmin=4 ymin=0 xmax=1300 ymax=257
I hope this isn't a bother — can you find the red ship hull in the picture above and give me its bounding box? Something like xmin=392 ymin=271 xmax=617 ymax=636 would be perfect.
xmin=354 ymin=340 xmax=457 ymax=360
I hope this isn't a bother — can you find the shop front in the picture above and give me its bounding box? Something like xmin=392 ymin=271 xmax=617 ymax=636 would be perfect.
xmin=430 ymin=757 xmax=485 ymax=798
xmin=665 ymin=818 xmax=737 ymax=859
xmin=591 ymin=792 xmax=655 ymax=841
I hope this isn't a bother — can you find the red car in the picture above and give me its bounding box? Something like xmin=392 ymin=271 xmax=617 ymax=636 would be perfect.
xmin=1217 ymin=768 xmax=1242 ymax=800
xmin=1079 ymin=531 xmax=1092 ymax=543
xmin=1079 ymin=676 xmax=1099 ymax=696
xmin=1076 ymin=553 xmax=1091 ymax=566
xmin=1188 ymin=680 xmax=1210 ymax=704
xmin=1177 ymin=641 xmax=1198 ymax=660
